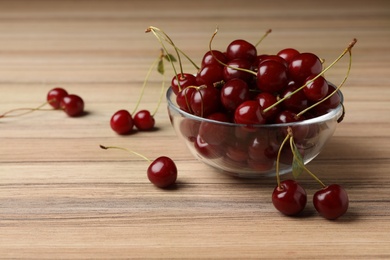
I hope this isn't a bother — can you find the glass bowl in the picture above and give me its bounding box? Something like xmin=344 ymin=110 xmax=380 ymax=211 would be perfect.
xmin=166 ymin=87 xmax=344 ymax=178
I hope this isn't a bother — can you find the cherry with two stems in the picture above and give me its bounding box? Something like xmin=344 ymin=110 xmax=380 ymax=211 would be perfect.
xmin=100 ymin=145 xmax=177 ymax=188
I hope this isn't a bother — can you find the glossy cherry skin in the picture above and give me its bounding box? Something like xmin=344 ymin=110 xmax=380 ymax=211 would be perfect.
xmin=281 ymin=82 xmax=309 ymax=113
xmin=60 ymin=94 xmax=84 ymax=117
xmin=223 ymin=58 xmax=253 ymax=83
xmin=256 ymin=60 xmax=288 ymax=93
xmin=272 ymin=179 xmax=307 ymax=216
xmin=314 ymin=83 xmax=341 ymax=115
xmin=313 ymin=184 xmax=349 ymax=220
xmin=234 ymin=100 xmax=266 ymax=125
xmin=176 ymin=87 xmax=196 ymax=113
xmin=134 ymin=110 xmax=155 ymax=131
xmin=196 ymin=64 xmax=224 ymax=88
xmin=47 ymin=88 xmax=68 ymax=109
xmin=147 ymin=156 xmax=177 ymax=188
xmin=303 ymin=75 xmax=329 ymax=102
xmin=255 ymin=92 xmax=280 ymax=122
xmin=277 ymin=48 xmax=300 ymax=64
xmin=171 ymin=73 xmax=197 ymax=95
xmin=110 ymin=109 xmax=134 ymax=135
xmin=226 ymin=39 xmax=257 ymax=62
xmin=201 ymin=50 xmax=228 ymax=67
xmin=190 ymin=86 xmax=221 ymax=118
xmin=220 ymin=78 xmax=250 ymax=112
xmin=288 ymin=52 xmax=323 ymax=84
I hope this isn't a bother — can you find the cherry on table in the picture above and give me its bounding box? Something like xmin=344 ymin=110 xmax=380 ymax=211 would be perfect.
xmin=110 ymin=109 xmax=134 ymax=135
xmin=134 ymin=110 xmax=155 ymax=131
xmin=47 ymin=88 xmax=68 ymax=109
xmin=60 ymin=94 xmax=84 ymax=117
xmin=313 ymin=184 xmax=349 ymax=220
xmin=272 ymin=179 xmax=307 ymax=216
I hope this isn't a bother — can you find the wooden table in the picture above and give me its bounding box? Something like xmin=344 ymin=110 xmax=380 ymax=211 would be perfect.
xmin=1 ymin=0 xmax=389 ymax=258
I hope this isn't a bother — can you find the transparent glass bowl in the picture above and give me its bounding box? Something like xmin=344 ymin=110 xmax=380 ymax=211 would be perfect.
xmin=166 ymin=87 xmax=344 ymax=178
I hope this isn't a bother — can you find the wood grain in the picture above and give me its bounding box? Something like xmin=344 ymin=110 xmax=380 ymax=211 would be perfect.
xmin=1 ymin=0 xmax=390 ymax=258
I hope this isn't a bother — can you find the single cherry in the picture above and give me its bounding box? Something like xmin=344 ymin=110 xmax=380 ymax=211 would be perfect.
xmin=288 ymin=52 xmax=322 ymax=84
xmin=201 ymin=50 xmax=228 ymax=68
xmin=190 ymin=86 xmax=221 ymax=117
xmin=134 ymin=110 xmax=155 ymax=131
xmin=277 ymin=48 xmax=300 ymax=64
xmin=234 ymin=100 xmax=266 ymax=125
xmin=47 ymin=88 xmax=68 ymax=109
xmin=110 ymin=109 xmax=134 ymax=135
xmin=226 ymin=39 xmax=257 ymax=62
xmin=272 ymin=179 xmax=307 ymax=216
xmin=60 ymin=94 xmax=84 ymax=117
xmin=100 ymin=145 xmax=177 ymax=189
xmin=256 ymin=60 xmax=288 ymax=93
xmin=303 ymin=75 xmax=329 ymax=102
xmin=220 ymin=78 xmax=250 ymax=112
xmin=171 ymin=73 xmax=197 ymax=95
xmin=313 ymin=184 xmax=349 ymax=220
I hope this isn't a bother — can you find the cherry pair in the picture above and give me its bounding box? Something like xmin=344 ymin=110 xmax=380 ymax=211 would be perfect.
xmin=0 ymin=87 xmax=84 ymax=119
xmin=110 ymin=109 xmax=155 ymax=135
xmin=272 ymin=179 xmax=349 ymax=220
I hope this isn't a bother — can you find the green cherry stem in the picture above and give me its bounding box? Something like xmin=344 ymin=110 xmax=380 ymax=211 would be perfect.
xmin=254 ymin=28 xmax=272 ymax=47
xmin=131 ymin=53 xmax=161 ymax=115
xmin=263 ymin=38 xmax=357 ymax=114
xmin=0 ymin=101 xmax=53 ymax=119
xmin=289 ymin=137 xmax=326 ymax=188
xmin=209 ymin=27 xmax=257 ymax=76
xmin=99 ymin=145 xmax=151 ymax=163
xmin=275 ymin=129 xmax=292 ymax=189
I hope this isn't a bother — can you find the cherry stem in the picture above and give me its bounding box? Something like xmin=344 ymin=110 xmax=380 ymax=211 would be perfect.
xmin=99 ymin=145 xmax=151 ymax=163
xmin=132 ymin=53 xmax=161 ymax=115
xmin=263 ymin=38 xmax=357 ymax=114
xmin=146 ymin=26 xmax=199 ymax=71
xmin=0 ymin=101 xmax=53 ymax=119
xmin=209 ymin=27 xmax=257 ymax=76
xmin=275 ymin=129 xmax=291 ymax=189
xmin=289 ymin=137 xmax=326 ymax=188
xmin=152 ymin=69 xmax=166 ymax=116
xmin=254 ymin=28 xmax=272 ymax=47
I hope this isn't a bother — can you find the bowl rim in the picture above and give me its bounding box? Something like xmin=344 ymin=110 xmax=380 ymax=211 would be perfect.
xmin=166 ymin=86 xmax=344 ymax=128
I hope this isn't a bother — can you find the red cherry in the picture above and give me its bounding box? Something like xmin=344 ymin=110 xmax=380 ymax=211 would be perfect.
xmin=280 ymin=82 xmax=309 ymax=113
xmin=288 ymin=52 xmax=322 ymax=84
xmin=303 ymin=75 xmax=329 ymax=102
xmin=234 ymin=100 xmax=266 ymax=125
xmin=226 ymin=39 xmax=257 ymax=62
xmin=134 ymin=110 xmax=155 ymax=131
xmin=272 ymin=179 xmax=307 ymax=216
xmin=198 ymin=112 xmax=231 ymax=145
xmin=314 ymin=83 xmax=341 ymax=115
xmin=171 ymin=73 xmax=197 ymax=95
xmin=201 ymin=50 xmax=228 ymax=67
xmin=60 ymin=94 xmax=84 ymax=117
xmin=147 ymin=156 xmax=177 ymax=188
xmin=196 ymin=64 xmax=224 ymax=88
xmin=190 ymin=86 xmax=221 ymax=117
xmin=220 ymin=78 xmax=250 ymax=112
xmin=313 ymin=184 xmax=349 ymax=220
xmin=256 ymin=60 xmax=288 ymax=93
xmin=176 ymin=87 xmax=196 ymax=113
xmin=47 ymin=88 xmax=68 ymax=109
xmin=223 ymin=58 xmax=253 ymax=83
xmin=277 ymin=48 xmax=300 ymax=64
xmin=110 ymin=109 xmax=134 ymax=135
xmin=255 ymin=92 xmax=280 ymax=122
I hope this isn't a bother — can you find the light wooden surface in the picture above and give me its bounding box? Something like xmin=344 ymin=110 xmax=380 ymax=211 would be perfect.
xmin=1 ymin=0 xmax=390 ymax=258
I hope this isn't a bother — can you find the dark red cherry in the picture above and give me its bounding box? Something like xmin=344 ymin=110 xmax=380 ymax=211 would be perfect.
xmin=272 ymin=179 xmax=307 ymax=216
xmin=289 ymin=52 xmax=322 ymax=84
xmin=201 ymin=50 xmax=228 ymax=67
xmin=258 ymin=55 xmax=288 ymax=68
xmin=274 ymin=110 xmax=302 ymax=124
xmin=277 ymin=48 xmax=300 ymax=64
xmin=196 ymin=64 xmax=224 ymax=88
xmin=314 ymin=83 xmax=341 ymax=115
xmin=281 ymin=82 xmax=309 ymax=113
xmin=313 ymin=184 xmax=349 ymax=220
xmin=220 ymin=78 xmax=250 ymax=112
xmin=60 ymin=94 xmax=84 ymax=117
xmin=234 ymin=100 xmax=266 ymax=125
xmin=256 ymin=60 xmax=288 ymax=93
xmin=190 ymin=86 xmax=221 ymax=117
xmin=198 ymin=112 xmax=231 ymax=145
xmin=194 ymin=134 xmax=224 ymax=159
xmin=171 ymin=73 xmax=197 ymax=95
xmin=110 ymin=109 xmax=134 ymax=135
xmin=255 ymin=92 xmax=280 ymax=122
xmin=47 ymin=88 xmax=68 ymax=109
xmin=176 ymin=87 xmax=196 ymax=113
xmin=303 ymin=75 xmax=329 ymax=102
xmin=223 ymin=58 xmax=253 ymax=83
xmin=134 ymin=110 xmax=155 ymax=131
xmin=147 ymin=156 xmax=177 ymax=188
xmin=226 ymin=39 xmax=257 ymax=62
